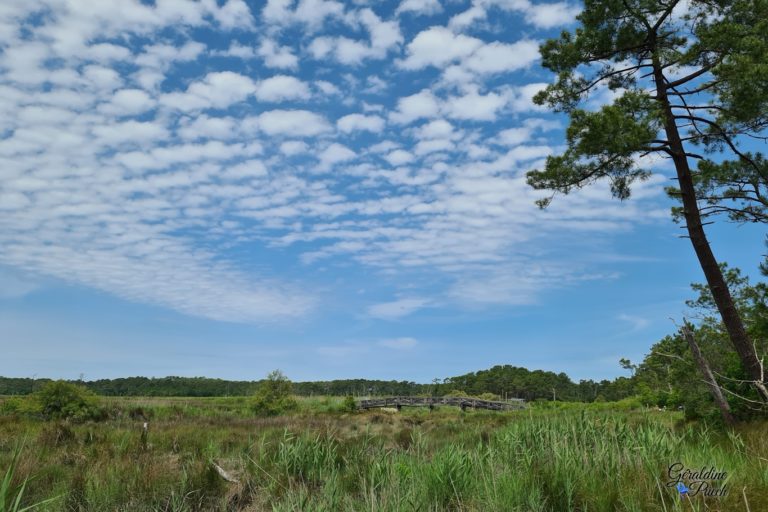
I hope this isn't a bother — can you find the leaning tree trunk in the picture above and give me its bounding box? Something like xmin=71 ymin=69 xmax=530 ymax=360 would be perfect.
xmin=681 ymin=322 xmax=736 ymax=425
xmin=651 ymin=53 xmax=768 ymax=402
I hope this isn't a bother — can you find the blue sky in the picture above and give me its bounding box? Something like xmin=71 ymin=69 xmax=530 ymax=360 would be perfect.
xmin=0 ymin=0 xmax=765 ymax=383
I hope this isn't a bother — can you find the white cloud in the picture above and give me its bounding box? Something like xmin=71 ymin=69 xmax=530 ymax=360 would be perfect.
xmin=262 ymin=0 xmax=293 ymax=23
xmin=315 ymin=80 xmax=341 ymax=96
xmin=255 ymin=75 xmax=311 ymax=102
xmin=256 ymin=110 xmax=331 ymax=136
xmin=396 ymin=0 xmax=442 ymax=15
xmin=308 ymin=37 xmax=334 ymax=59
xmin=211 ymin=0 xmax=254 ymax=29
xmin=93 ymin=120 xmax=169 ymax=145
xmin=307 ymin=9 xmax=402 ymax=65
xmin=461 ymin=40 xmax=539 ymax=74
xmin=83 ymin=65 xmax=123 ymax=91
xmin=400 ymin=26 xmax=482 ymax=69
xmin=524 ymin=2 xmax=582 ymax=29
xmin=262 ymin=0 xmax=345 ymax=29
xmin=401 ymin=28 xmax=539 ymax=89
xmin=280 ymin=140 xmax=310 ymax=156
xmin=369 ymin=140 xmax=400 ymax=153
xmin=135 ymin=41 xmax=206 ymax=72
xmin=495 ymin=127 xmax=532 ymax=146
xmin=508 ymin=82 xmax=549 ymax=112
xmin=337 ymin=113 xmax=385 ymax=133
xmin=444 ymin=89 xmax=508 ymax=121
xmin=384 ymin=149 xmax=415 ymax=166
xmin=448 ymin=6 xmax=486 ymax=30
xmin=214 ymin=42 xmax=256 ymax=59
xmin=359 ymin=8 xmax=403 ymax=54
xmin=318 ymin=143 xmax=357 ymax=170
xmin=493 ymin=118 xmax=559 ymax=146
xmin=224 ymin=159 xmax=268 ymax=179
xmin=414 ymin=119 xmax=454 ymax=139
xmin=414 ymin=138 xmax=453 ymax=155
xmin=86 ymin=43 xmax=132 ymax=62
xmin=368 ymin=298 xmax=430 ymax=319
xmin=447 ymin=0 xmax=581 ymax=31
xmin=98 ymin=89 xmax=155 ymax=116
xmin=389 ymin=88 xmax=440 ymax=124
xmin=160 ymin=71 xmax=256 ymax=111
xmin=178 ymin=115 xmax=236 ymax=140
xmin=257 ymin=39 xmax=299 ymax=69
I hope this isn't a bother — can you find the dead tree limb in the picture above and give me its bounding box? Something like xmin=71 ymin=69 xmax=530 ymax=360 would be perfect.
xmin=211 ymin=461 xmax=239 ymax=484
xmin=681 ymin=321 xmax=736 ymax=425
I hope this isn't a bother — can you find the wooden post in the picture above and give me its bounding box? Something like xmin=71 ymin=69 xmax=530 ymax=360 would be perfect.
xmin=140 ymin=422 xmax=149 ymax=451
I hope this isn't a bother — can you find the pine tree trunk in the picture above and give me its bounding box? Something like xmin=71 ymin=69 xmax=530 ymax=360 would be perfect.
xmin=651 ymin=55 xmax=768 ymax=402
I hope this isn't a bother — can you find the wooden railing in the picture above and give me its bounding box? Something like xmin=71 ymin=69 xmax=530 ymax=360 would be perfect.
xmin=356 ymin=396 xmax=525 ymax=411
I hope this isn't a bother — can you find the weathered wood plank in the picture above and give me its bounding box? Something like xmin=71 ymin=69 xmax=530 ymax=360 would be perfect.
xmin=356 ymin=396 xmax=525 ymax=411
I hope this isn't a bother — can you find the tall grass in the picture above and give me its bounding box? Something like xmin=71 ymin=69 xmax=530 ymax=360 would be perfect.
xmin=1 ymin=443 xmax=60 ymax=512
xmin=0 ymin=398 xmax=765 ymax=511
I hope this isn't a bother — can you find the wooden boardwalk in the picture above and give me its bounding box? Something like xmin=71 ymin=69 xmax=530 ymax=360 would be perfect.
xmin=356 ymin=396 xmax=526 ymax=411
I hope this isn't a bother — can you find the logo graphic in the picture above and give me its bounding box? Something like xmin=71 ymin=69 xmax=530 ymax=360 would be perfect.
xmin=666 ymin=463 xmax=728 ymax=498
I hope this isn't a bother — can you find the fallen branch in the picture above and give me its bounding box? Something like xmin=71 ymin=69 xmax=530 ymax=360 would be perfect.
xmin=211 ymin=461 xmax=239 ymax=484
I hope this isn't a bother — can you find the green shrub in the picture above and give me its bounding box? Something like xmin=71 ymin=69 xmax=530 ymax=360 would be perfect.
xmin=341 ymin=395 xmax=356 ymax=413
xmin=32 ymin=381 xmax=100 ymax=422
xmin=251 ymin=370 xmax=298 ymax=416
xmin=0 ymin=397 xmax=44 ymax=417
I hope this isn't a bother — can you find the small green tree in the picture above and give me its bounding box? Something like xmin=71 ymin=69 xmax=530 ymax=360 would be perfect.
xmin=32 ymin=380 xmax=100 ymax=421
xmin=251 ymin=370 xmax=298 ymax=416
xmin=341 ymin=395 xmax=357 ymax=412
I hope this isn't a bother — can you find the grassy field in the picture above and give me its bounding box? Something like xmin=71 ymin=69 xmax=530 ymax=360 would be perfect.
xmin=1 ymin=396 xmax=767 ymax=511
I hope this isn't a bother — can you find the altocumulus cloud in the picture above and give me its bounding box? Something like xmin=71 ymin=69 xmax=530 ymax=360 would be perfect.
xmin=0 ymin=0 xmax=670 ymax=325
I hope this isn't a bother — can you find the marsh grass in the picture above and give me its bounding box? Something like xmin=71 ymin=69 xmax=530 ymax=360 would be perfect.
xmin=0 ymin=397 xmax=766 ymax=511
xmin=1 ymin=442 xmax=62 ymax=512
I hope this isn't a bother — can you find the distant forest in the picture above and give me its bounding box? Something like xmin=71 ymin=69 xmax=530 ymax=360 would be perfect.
xmin=0 ymin=365 xmax=634 ymax=402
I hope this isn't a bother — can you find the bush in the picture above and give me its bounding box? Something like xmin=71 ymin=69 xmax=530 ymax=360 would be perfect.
xmin=341 ymin=395 xmax=357 ymax=412
xmin=32 ymin=380 xmax=100 ymax=421
xmin=251 ymin=370 xmax=298 ymax=416
xmin=0 ymin=397 xmax=26 ymax=415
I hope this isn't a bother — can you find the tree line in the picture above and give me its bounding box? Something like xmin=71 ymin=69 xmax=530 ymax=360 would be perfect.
xmin=0 ymin=369 xmax=632 ymax=402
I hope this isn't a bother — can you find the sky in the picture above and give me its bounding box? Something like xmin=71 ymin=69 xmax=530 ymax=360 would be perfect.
xmin=0 ymin=0 xmax=765 ymax=384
